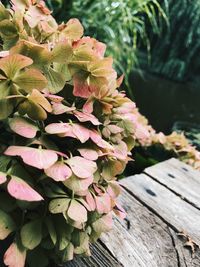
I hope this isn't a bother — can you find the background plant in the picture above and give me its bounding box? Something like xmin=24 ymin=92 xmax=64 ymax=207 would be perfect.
xmin=141 ymin=0 xmax=200 ymax=85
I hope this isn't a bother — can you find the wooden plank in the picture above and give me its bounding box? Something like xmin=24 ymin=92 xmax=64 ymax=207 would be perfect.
xmin=65 ymin=242 xmax=122 ymax=267
xmin=122 ymin=173 xmax=200 ymax=247
xmin=144 ymin=158 xmax=200 ymax=209
xmin=169 ymin=229 xmax=200 ymax=267
xmin=101 ymin=189 xmax=179 ymax=267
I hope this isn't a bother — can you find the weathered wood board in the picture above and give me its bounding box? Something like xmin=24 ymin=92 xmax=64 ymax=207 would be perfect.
xmin=144 ymin=158 xmax=200 ymax=209
xmin=122 ymin=173 xmax=200 ymax=246
xmin=65 ymin=158 xmax=200 ymax=267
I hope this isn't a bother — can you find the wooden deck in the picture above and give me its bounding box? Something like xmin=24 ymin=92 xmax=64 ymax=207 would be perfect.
xmin=66 ymin=158 xmax=200 ymax=267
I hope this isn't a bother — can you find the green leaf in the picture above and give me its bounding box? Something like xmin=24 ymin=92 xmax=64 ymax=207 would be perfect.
xmin=49 ymin=198 xmax=70 ymax=214
xmin=20 ymin=220 xmax=42 ymax=250
xmin=61 ymin=19 xmax=83 ymax=41
xmin=45 ymin=217 xmax=57 ymax=245
xmin=0 ymin=155 xmax=11 ymax=172
xmin=0 ymin=3 xmax=10 ymax=20
xmin=43 ymin=182 xmax=67 ymax=198
xmin=67 ymin=200 xmax=87 ymax=223
xmin=40 ymin=238 xmax=54 ymax=250
xmin=55 ymin=217 xmax=73 ymax=251
xmin=14 ymin=69 xmax=47 ymax=92
xmin=51 ymin=41 xmax=73 ymax=63
xmin=0 ymin=19 xmax=18 ymax=38
xmin=44 ymin=67 xmax=66 ymax=94
xmin=61 ymin=243 xmax=74 ymax=261
xmin=0 ymin=209 xmax=16 ymax=239
xmin=92 ymin=213 xmax=112 ymax=235
xmin=0 ymin=193 xmax=16 ymax=212
xmin=58 ymin=235 xmax=70 ymax=251
xmin=10 ymin=40 xmax=52 ymax=66
xmin=0 ymin=99 xmax=13 ymax=120
xmin=102 ymin=159 xmax=125 ymax=180
xmin=71 ymin=229 xmax=80 ymax=247
xmin=2 ymin=36 xmax=19 ymax=50
xmin=0 ymin=54 xmax=33 ymax=79
xmin=26 ymin=101 xmax=47 ymax=121
xmin=53 ymin=63 xmax=71 ymax=81
xmin=27 ymin=247 xmax=49 ymax=267
xmin=28 ymin=89 xmax=52 ymax=112
xmin=74 ymin=232 xmax=90 ymax=255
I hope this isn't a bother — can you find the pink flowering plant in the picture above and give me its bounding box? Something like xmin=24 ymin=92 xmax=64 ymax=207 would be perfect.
xmin=0 ymin=1 xmax=139 ymax=266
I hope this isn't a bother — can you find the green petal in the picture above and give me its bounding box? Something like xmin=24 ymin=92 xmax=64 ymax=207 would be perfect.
xmin=0 ymin=80 xmax=10 ymax=100
xmin=44 ymin=67 xmax=66 ymax=94
xmin=0 ymin=54 xmax=33 ymax=79
xmin=0 ymin=99 xmax=13 ymax=120
xmin=14 ymin=69 xmax=47 ymax=92
xmin=20 ymin=220 xmax=42 ymax=250
xmin=0 ymin=209 xmax=16 ymax=240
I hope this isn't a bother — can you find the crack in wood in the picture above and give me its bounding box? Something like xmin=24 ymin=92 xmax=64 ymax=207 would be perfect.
xmin=98 ymin=239 xmax=123 ymax=266
xmin=121 ymin=184 xmax=180 ymax=234
xmin=144 ymin=171 xmax=200 ymax=211
xmin=168 ymin=227 xmax=181 ymax=267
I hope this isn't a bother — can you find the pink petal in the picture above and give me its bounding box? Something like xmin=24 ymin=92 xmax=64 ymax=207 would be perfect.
xmin=9 ymin=117 xmax=38 ymax=138
xmin=85 ymin=192 xmax=96 ymax=211
xmin=117 ymin=74 xmax=124 ymax=87
xmin=59 ymin=131 xmax=77 ymax=139
xmin=113 ymin=203 xmax=126 ymax=219
xmin=90 ymin=130 xmax=113 ymax=149
xmin=43 ymin=93 xmax=64 ymax=102
xmin=63 ymin=175 xmax=93 ymax=193
xmin=52 ymin=102 xmax=75 ymax=115
xmin=45 ymin=123 xmax=71 ymax=134
xmin=67 ymin=156 xmax=97 ymax=178
xmin=93 ymin=184 xmax=103 ymax=195
xmin=107 ymin=181 xmax=121 ymax=198
xmin=4 ymin=243 xmax=26 ymax=267
xmin=111 ymin=141 xmax=128 ymax=160
xmin=73 ymin=110 xmax=101 ymax=125
xmin=7 ymin=176 xmax=43 ymax=201
xmin=73 ymin=74 xmax=91 ymax=98
xmin=72 ymin=124 xmax=90 ymax=143
xmin=78 ymin=148 xmax=98 ymax=161
xmin=67 ymin=200 xmax=87 ymax=223
xmin=0 ymin=51 xmax=9 ymax=57
xmin=0 ymin=171 xmax=7 ymax=184
xmin=95 ymin=193 xmax=112 ymax=214
xmin=77 ymin=198 xmax=92 ymax=211
xmin=107 ymin=125 xmax=123 ymax=134
xmin=4 ymin=146 xmax=58 ymax=169
xmin=45 ymin=161 xmax=72 ymax=181
xmin=83 ymin=97 xmax=94 ymax=113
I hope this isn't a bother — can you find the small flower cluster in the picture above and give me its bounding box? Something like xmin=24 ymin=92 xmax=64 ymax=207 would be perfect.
xmin=0 ymin=1 xmax=140 ymax=266
xmin=132 ymin=109 xmax=200 ymax=170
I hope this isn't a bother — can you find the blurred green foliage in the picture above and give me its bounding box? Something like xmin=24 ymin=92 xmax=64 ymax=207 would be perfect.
xmin=143 ymin=0 xmax=200 ymax=85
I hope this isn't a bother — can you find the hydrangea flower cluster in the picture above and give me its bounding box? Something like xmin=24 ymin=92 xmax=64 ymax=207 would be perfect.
xmin=132 ymin=109 xmax=200 ymax=170
xmin=0 ymin=1 xmax=140 ymax=266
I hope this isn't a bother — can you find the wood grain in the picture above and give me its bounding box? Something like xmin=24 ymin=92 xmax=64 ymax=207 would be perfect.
xmin=64 ymin=242 xmax=122 ymax=267
xmin=169 ymin=228 xmax=200 ymax=267
xmin=122 ymin=173 xmax=200 ymax=247
xmin=101 ymin=189 xmax=179 ymax=267
xmin=144 ymin=158 xmax=200 ymax=209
